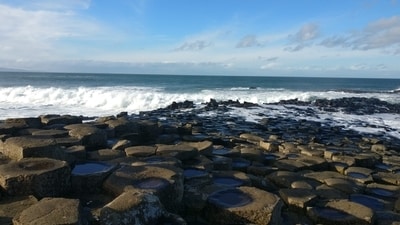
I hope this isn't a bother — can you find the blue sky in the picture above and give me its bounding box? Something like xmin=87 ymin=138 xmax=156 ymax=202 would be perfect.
xmin=0 ymin=0 xmax=399 ymax=77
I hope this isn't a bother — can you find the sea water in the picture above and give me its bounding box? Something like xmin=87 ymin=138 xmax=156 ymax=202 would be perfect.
xmin=1 ymin=72 xmax=399 ymax=138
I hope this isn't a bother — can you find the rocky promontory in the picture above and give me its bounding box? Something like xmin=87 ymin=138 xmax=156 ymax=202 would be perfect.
xmin=0 ymin=97 xmax=400 ymax=224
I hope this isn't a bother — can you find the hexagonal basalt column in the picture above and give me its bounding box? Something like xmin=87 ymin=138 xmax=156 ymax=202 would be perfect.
xmin=0 ymin=158 xmax=71 ymax=198
xmin=103 ymin=164 xmax=183 ymax=212
xmin=100 ymin=190 xmax=186 ymax=225
xmin=71 ymin=161 xmax=117 ymax=193
xmin=204 ymin=186 xmax=282 ymax=225
xmin=13 ymin=198 xmax=83 ymax=225
xmin=307 ymin=199 xmax=375 ymax=225
xmin=1 ymin=136 xmax=66 ymax=161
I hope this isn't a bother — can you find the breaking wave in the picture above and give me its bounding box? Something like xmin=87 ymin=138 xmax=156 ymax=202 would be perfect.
xmin=0 ymin=85 xmax=399 ymax=119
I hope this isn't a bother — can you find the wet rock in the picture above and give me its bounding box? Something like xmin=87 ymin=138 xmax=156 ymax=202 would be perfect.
xmin=0 ymin=158 xmax=71 ymax=198
xmin=13 ymin=197 xmax=83 ymax=225
xmin=204 ymin=186 xmax=282 ymax=225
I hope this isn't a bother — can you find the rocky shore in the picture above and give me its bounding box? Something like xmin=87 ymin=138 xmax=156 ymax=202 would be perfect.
xmin=0 ymin=97 xmax=400 ymax=225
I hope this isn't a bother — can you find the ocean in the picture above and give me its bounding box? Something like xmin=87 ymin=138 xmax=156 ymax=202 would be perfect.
xmin=1 ymin=72 xmax=400 ymax=139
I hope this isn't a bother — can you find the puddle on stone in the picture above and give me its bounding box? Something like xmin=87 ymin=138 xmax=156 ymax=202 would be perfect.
xmin=135 ymin=177 xmax=169 ymax=189
xmin=183 ymin=168 xmax=208 ymax=179
xmin=286 ymin=153 xmax=299 ymax=159
xmin=212 ymin=148 xmax=232 ymax=156
xmin=144 ymin=157 xmax=166 ymax=163
xmin=347 ymin=172 xmax=369 ymax=179
xmin=232 ymin=159 xmax=250 ymax=169
xmin=264 ymin=154 xmax=279 ymax=160
xmin=375 ymin=163 xmax=391 ymax=171
xmin=350 ymin=194 xmax=385 ymax=211
xmin=72 ymin=162 xmax=114 ymax=176
xmin=208 ymin=189 xmax=252 ymax=208
xmin=213 ymin=176 xmax=244 ymax=187
xmin=369 ymin=188 xmax=394 ymax=197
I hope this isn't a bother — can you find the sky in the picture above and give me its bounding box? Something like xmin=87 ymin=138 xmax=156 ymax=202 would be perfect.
xmin=0 ymin=0 xmax=399 ymax=77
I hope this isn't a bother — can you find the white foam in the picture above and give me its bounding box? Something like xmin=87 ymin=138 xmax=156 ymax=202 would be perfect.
xmin=0 ymin=85 xmax=399 ymax=120
xmin=226 ymin=105 xmax=400 ymax=140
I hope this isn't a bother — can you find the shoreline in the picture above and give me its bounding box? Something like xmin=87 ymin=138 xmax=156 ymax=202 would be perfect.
xmin=0 ymin=97 xmax=400 ymax=224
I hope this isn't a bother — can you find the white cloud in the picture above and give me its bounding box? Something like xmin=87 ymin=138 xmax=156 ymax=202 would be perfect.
xmin=174 ymin=40 xmax=211 ymax=51
xmin=0 ymin=3 xmax=104 ymax=64
xmin=321 ymin=16 xmax=400 ymax=54
xmin=286 ymin=23 xmax=320 ymax=51
xmin=236 ymin=35 xmax=263 ymax=48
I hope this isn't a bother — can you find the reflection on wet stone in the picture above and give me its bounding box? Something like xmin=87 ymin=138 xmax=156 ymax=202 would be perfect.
xmin=208 ymin=189 xmax=252 ymax=208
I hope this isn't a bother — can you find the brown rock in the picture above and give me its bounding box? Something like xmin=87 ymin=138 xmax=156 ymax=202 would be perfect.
xmin=0 ymin=158 xmax=71 ymax=197
xmin=13 ymin=198 xmax=83 ymax=225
